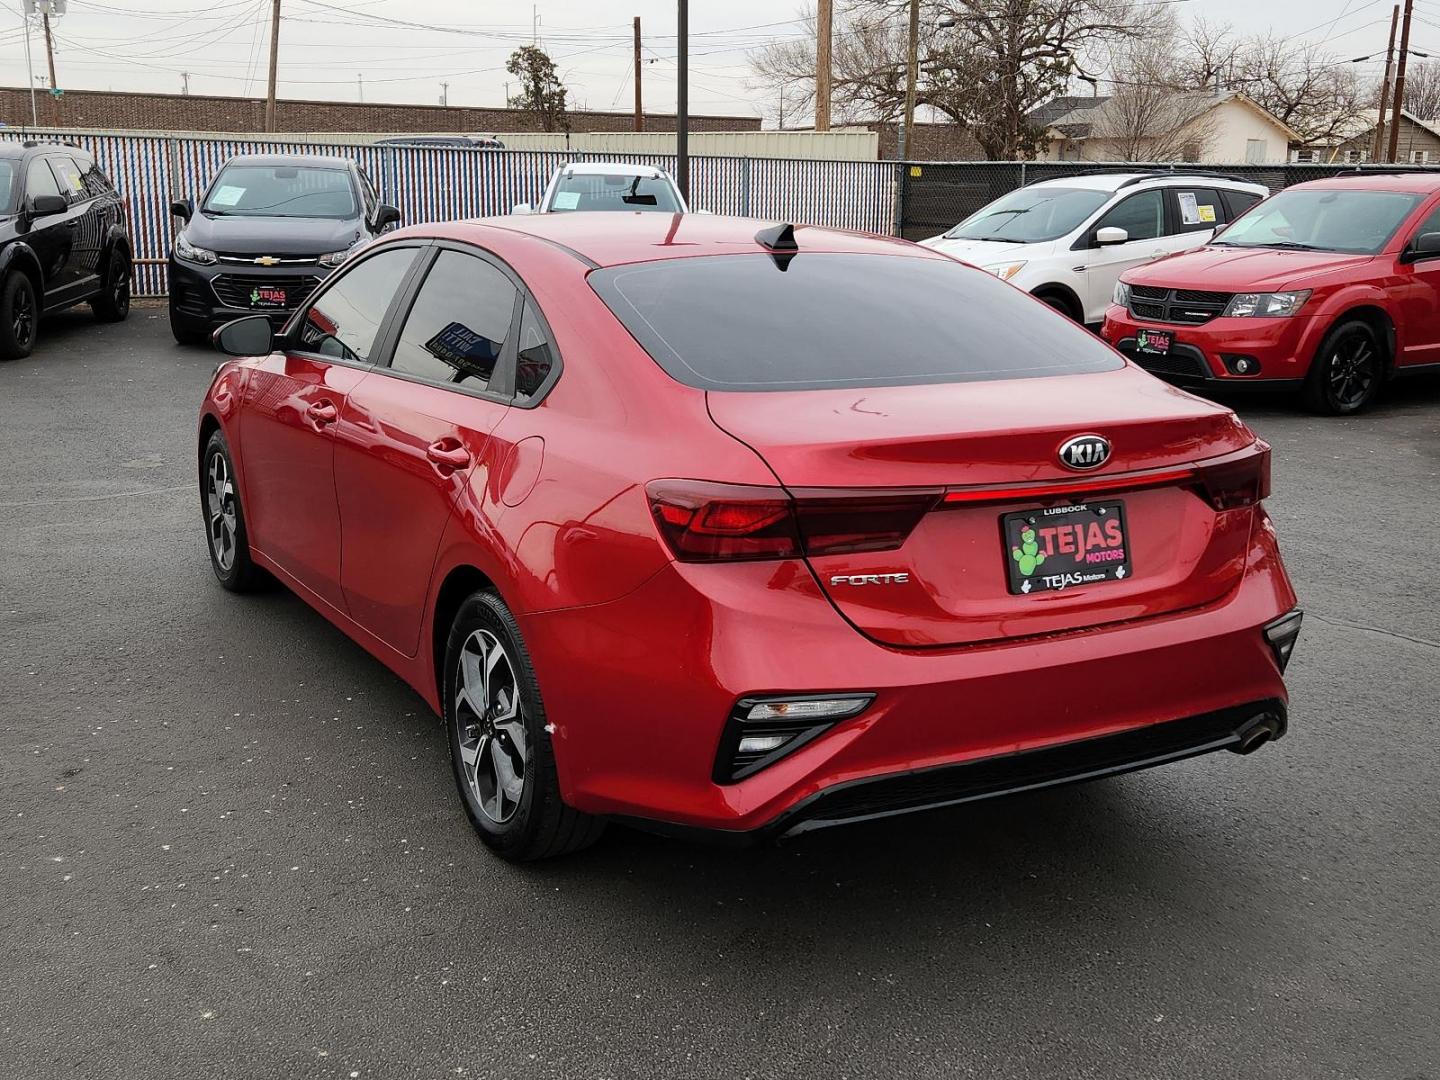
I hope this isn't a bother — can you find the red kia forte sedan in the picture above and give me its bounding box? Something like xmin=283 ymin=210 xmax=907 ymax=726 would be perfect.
xmin=1103 ymin=172 xmax=1440 ymax=414
xmin=198 ymin=213 xmax=1302 ymax=860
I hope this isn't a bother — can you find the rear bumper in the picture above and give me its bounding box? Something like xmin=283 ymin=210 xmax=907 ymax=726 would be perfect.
xmin=1101 ymin=304 xmax=1319 ymax=388
xmin=520 ymin=511 xmax=1298 ymax=836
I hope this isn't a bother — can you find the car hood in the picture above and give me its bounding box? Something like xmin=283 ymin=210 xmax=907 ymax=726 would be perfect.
xmin=1126 ymin=245 xmax=1377 ymax=292
xmin=919 ymin=236 xmax=1044 ymax=266
xmin=181 ymin=212 xmax=363 ymax=256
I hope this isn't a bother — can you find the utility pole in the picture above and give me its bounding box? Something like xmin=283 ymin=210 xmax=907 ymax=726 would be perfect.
xmin=676 ymin=0 xmax=689 ymax=202
xmin=264 ymin=0 xmax=281 ymax=133
xmin=1389 ymin=0 xmax=1415 ymax=163
xmin=815 ymin=0 xmax=832 ymax=131
xmin=181 ymin=71 xmax=191 ymax=95
xmin=440 ymin=81 xmax=449 ymax=106
xmin=1373 ymin=4 xmax=1400 ymax=162
xmin=20 ymin=5 xmax=37 ymax=125
xmin=357 ymin=72 xmax=364 ymax=102
xmin=633 ymin=16 xmax=643 ymax=132
xmin=898 ymin=0 xmax=919 ymax=160
xmin=41 ymin=11 xmax=56 ymax=93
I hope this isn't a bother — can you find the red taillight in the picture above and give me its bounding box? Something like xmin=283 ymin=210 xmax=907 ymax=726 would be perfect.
xmin=1195 ymin=442 xmax=1271 ymax=510
xmin=646 ymin=480 xmax=940 ymax=563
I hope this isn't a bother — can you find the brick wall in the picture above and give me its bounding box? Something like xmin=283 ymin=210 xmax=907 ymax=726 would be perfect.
xmin=865 ymin=121 xmax=984 ymax=161
xmin=0 ymin=87 xmax=761 ymax=136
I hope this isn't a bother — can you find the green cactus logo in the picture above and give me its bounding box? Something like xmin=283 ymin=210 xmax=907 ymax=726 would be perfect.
xmin=250 ymin=287 xmax=261 ymax=305
xmin=1011 ymin=524 xmax=1046 ymax=576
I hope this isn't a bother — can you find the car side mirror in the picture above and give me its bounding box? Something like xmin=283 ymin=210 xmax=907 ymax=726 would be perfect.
xmin=29 ymin=193 xmax=68 ymax=217
xmin=1405 ymin=230 xmax=1440 ymax=262
xmin=213 ymin=315 xmax=274 ymax=357
xmin=1095 ymin=226 xmax=1129 ymax=247
xmin=170 ymin=197 xmax=193 ymax=222
xmin=372 ymin=203 xmax=401 ymax=231
xmin=510 ymin=203 xmax=532 ymax=215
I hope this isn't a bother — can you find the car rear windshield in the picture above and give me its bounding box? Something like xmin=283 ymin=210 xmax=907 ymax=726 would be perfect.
xmin=589 ymin=252 xmax=1124 ymax=391
xmin=1214 ymin=187 xmax=1423 ymax=254
xmin=945 ymin=186 xmax=1113 ymax=243
xmin=202 ymin=165 xmax=357 ymax=219
xmin=549 ymin=173 xmax=680 ymax=213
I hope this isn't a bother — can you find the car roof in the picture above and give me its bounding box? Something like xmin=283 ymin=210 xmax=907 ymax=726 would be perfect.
xmin=1030 ymin=171 xmax=1266 ymax=193
xmin=0 ymin=140 xmax=87 ymax=159
xmin=407 ymin=214 xmax=936 ymax=270
xmin=555 ymin=162 xmax=667 ymax=180
xmin=221 ymin=153 xmax=354 ymax=169
xmin=1288 ymin=171 xmax=1440 ymax=194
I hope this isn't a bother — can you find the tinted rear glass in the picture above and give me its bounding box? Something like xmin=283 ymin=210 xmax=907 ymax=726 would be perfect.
xmin=589 ymin=253 xmax=1123 ymax=391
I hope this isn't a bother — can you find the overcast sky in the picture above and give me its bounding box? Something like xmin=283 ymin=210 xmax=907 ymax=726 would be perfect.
xmin=0 ymin=0 xmax=1423 ymax=124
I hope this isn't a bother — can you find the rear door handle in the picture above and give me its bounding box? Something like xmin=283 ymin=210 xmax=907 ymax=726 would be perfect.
xmin=426 ymin=440 xmax=471 ymax=470
xmin=306 ymin=400 xmax=338 ymax=425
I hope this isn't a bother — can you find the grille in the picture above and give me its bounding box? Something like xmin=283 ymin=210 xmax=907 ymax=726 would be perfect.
xmin=211 ymin=273 xmax=322 ymax=310
xmin=783 ymin=703 xmax=1285 ymax=833
xmin=216 ymin=253 xmax=321 ymax=267
xmin=1128 ymin=286 xmax=1232 ymax=326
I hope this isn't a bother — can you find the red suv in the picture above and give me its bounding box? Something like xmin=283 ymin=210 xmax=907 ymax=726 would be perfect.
xmin=199 ymin=214 xmax=1301 ymax=860
xmin=1103 ymin=173 xmax=1440 ymax=414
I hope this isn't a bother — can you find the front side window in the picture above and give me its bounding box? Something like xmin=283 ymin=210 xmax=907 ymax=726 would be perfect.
xmin=389 ymin=250 xmax=518 ymax=391
xmin=296 ymin=247 xmax=418 ymax=363
xmin=203 ymin=164 xmax=357 ymax=219
xmin=0 ymin=161 xmax=18 ymax=214
xmin=945 ymin=185 xmax=1112 ymax=244
xmin=590 ymin=252 xmax=1123 ymax=392
xmin=48 ymin=156 xmax=86 ymax=202
xmin=26 ymin=157 xmax=62 ymax=202
xmin=1094 ymin=190 xmax=1164 ymax=242
xmin=548 ymin=173 xmax=681 ymax=213
xmin=1215 ymin=188 xmax=1423 ymax=254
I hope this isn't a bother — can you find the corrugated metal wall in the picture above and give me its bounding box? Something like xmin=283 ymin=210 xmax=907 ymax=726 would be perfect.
xmin=0 ymin=131 xmax=898 ymax=295
xmin=495 ymin=130 xmax=881 ymax=160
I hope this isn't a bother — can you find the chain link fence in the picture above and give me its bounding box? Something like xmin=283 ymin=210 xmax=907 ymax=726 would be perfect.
xmin=896 ymin=161 xmax=1440 ymax=241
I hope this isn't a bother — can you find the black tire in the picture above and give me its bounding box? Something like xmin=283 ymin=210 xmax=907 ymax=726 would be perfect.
xmin=0 ymin=271 xmax=39 ymax=360
xmin=1036 ymin=290 xmax=1081 ymax=323
xmin=170 ymin=300 xmax=209 ymax=346
xmin=444 ymin=591 xmax=605 ymax=861
xmin=91 ymin=248 xmax=132 ymax=322
xmin=1302 ymin=319 xmax=1384 ymax=416
xmin=201 ymin=430 xmax=266 ymax=592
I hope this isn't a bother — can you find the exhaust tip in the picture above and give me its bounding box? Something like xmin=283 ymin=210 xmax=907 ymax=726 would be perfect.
xmin=1231 ymin=711 xmax=1284 ymax=755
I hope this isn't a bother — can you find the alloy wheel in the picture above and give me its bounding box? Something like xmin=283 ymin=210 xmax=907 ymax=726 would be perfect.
xmin=13 ymin=285 xmax=33 ymax=348
xmin=112 ymin=259 xmax=131 ymax=311
xmin=1328 ymin=333 xmax=1377 ymax=411
xmin=206 ymin=451 xmax=238 ymax=572
xmin=455 ymin=629 xmax=527 ymax=824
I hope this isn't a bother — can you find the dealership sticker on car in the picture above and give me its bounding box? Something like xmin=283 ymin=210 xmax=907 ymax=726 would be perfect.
xmin=1003 ymin=502 xmax=1132 ymax=595
xmin=1135 ymin=329 xmax=1172 ymax=356
xmin=249 ymin=286 xmax=287 ymax=308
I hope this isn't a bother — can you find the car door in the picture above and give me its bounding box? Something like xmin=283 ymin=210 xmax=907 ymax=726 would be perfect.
xmin=1395 ymin=201 xmax=1440 ymax=368
xmin=46 ymin=154 xmax=102 ymax=289
xmin=21 ymin=156 xmax=76 ymax=300
xmin=1077 ymin=188 xmax=1168 ymax=321
xmin=239 ymin=244 xmax=424 ymax=609
xmin=332 ymin=245 xmax=522 ymax=656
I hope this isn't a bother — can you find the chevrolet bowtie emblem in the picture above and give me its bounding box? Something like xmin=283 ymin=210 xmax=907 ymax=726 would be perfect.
xmin=253 ymin=256 xmax=281 ymax=267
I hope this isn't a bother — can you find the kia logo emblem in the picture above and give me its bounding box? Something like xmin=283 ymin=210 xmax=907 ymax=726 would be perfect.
xmin=1058 ymin=434 xmax=1111 ymax=471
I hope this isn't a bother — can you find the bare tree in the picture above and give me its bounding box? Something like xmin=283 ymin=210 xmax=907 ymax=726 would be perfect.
xmin=1174 ymin=17 xmax=1240 ymax=91
xmin=1401 ymin=60 xmax=1440 ymax=120
xmin=1094 ymin=35 xmax=1221 ymax=160
xmin=1228 ymin=35 xmax=1366 ymax=145
xmin=751 ymin=0 xmax=1164 ymax=158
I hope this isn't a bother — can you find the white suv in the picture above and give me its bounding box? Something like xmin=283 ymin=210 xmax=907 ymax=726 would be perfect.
xmin=918 ymin=171 xmax=1269 ymax=325
xmin=512 ymin=162 xmax=689 ymax=215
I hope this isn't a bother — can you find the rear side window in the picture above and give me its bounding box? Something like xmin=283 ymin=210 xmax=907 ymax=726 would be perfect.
xmin=296 ymin=247 xmax=418 ymax=363
xmin=48 ymin=156 xmax=86 ymax=202
xmin=1171 ymin=187 xmax=1223 ymax=232
xmin=389 ymin=250 xmax=518 ymax=391
xmin=79 ymin=157 xmax=115 ymax=198
xmin=515 ymin=302 xmax=557 ymax=400
xmin=590 ymin=253 xmax=1123 ymax=392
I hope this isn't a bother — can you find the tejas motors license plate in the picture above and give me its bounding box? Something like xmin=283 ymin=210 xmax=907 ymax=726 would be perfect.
xmin=1002 ymin=501 xmax=1132 ymax=595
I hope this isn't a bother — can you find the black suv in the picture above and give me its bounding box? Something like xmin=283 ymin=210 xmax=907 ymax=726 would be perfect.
xmin=167 ymin=153 xmax=400 ymax=344
xmin=0 ymin=140 xmax=131 ymax=360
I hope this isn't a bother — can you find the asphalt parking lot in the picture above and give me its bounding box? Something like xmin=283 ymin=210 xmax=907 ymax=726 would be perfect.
xmin=3 ymin=304 xmax=1438 ymax=1080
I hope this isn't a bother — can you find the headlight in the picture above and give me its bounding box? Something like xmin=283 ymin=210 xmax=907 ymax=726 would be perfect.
xmin=174 ymin=232 xmax=216 ymax=265
xmin=318 ymin=247 xmax=355 ymax=269
xmin=1113 ymin=280 xmax=1132 ymax=307
xmin=984 ymin=261 xmax=1027 ymax=282
xmin=1223 ymin=290 xmax=1311 ymax=318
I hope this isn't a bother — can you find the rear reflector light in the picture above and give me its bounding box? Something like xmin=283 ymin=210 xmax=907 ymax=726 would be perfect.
xmin=716 ymin=693 xmax=876 ymax=783
xmin=647 ymin=480 xmax=939 ymax=563
xmin=1264 ymin=609 xmax=1303 ymax=673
